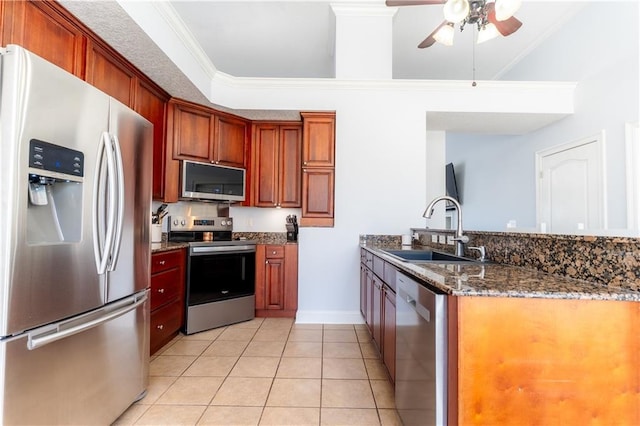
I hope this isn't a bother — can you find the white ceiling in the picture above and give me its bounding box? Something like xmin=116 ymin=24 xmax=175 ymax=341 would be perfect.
xmin=169 ymin=0 xmax=587 ymax=81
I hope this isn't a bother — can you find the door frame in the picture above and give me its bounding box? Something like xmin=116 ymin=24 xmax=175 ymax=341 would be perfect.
xmin=534 ymin=131 xmax=607 ymax=233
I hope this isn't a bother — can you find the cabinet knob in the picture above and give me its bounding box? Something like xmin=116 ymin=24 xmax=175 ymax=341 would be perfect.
xmin=156 ymin=324 xmax=164 ymax=330
xmin=272 ymin=251 xmax=277 ymax=254
xmin=159 ymin=260 xmax=165 ymax=265
xmin=157 ymin=288 xmax=165 ymax=294
xmin=303 ymin=161 xmax=307 ymax=165
xmin=266 ymin=260 xmax=269 ymax=264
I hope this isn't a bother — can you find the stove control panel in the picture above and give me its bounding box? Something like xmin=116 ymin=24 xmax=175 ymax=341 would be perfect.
xmin=168 ymin=216 xmax=233 ymax=232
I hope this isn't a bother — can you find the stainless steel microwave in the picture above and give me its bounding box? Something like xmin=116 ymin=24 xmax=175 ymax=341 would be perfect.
xmin=181 ymin=160 xmax=246 ymax=202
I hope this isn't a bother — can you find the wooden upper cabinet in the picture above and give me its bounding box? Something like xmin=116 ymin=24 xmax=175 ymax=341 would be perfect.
xmin=135 ymin=80 xmax=170 ymax=201
xmin=1 ymin=0 xmax=85 ymax=77
xmin=302 ymin=112 xmax=335 ymax=168
xmin=169 ymin=99 xmax=249 ymax=170
xmin=85 ymin=40 xmax=137 ymax=107
xmin=170 ymin=100 xmax=215 ymax=162
xmin=301 ymin=111 xmax=335 ymax=227
xmin=214 ymin=114 xmax=249 ymax=169
xmin=252 ymin=123 xmax=302 ymax=208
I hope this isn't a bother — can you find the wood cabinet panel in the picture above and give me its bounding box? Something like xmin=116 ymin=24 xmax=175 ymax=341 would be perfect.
xmin=383 ymin=287 xmax=396 ymax=383
xmin=252 ymin=125 xmax=280 ymax=207
xmin=301 ymin=112 xmax=335 ymax=167
xmin=455 ymin=297 xmax=640 ymax=425
xmin=371 ymin=275 xmax=383 ymax=350
xmin=135 ymin=80 xmax=170 ymax=201
xmin=1 ymin=0 xmax=85 ymax=76
xmin=171 ymin=101 xmax=215 ymax=161
xmin=252 ymin=123 xmax=302 ymax=208
xmin=150 ymin=249 xmax=185 ymax=355
xmin=301 ymin=168 xmax=334 ymax=224
xmin=255 ymin=244 xmax=298 ymax=318
xmin=214 ymin=114 xmax=249 ymax=168
xmin=301 ymin=112 xmax=335 ymax=227
xmin=85 ymin=40 xmax=136 ymax=107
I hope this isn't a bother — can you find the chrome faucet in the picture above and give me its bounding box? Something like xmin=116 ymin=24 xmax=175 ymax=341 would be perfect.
xmin=423 ymin=195 xmax=469 ymax=256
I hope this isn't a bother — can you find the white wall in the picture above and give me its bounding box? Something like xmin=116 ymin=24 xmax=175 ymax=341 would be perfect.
xmin=447 ymin=2 xmax=640 ymax=233
xmin=128 ymin=2 xmax=580 ymax=323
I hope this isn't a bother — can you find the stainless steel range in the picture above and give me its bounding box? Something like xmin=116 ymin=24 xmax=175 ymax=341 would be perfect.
xmin=168 ymin=216 xmax=256 ymax=334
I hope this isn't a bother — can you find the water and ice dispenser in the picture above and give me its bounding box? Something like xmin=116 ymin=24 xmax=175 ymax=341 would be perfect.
xmin=27 ymin=139 xmax=83 ymax=244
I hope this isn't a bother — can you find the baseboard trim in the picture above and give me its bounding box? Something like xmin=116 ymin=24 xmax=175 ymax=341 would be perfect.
xmin=295 ymin=310 xmax=365 ymax=324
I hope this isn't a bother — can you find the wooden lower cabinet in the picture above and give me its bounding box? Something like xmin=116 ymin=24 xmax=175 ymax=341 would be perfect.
xmin=450 ymin=295 xmax=640 ymax=424
xmin=360 ymin=248 xmax=396 ymax=382
xmin=255 ymin=244 xmax=298 ymax=318
xmin=150 ymin=249 xmax=185 ymax=355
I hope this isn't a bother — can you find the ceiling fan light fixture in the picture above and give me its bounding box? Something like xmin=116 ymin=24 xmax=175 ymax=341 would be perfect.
xmin=477 ymin=23 xmax=500 ymax=44
xmin=433 ymin=22 xmax=455 ymax=46
xmin=443 ymin=0 xmax=470 ymax=24
xmin=494 ymin=0 xmax=522 ymax=21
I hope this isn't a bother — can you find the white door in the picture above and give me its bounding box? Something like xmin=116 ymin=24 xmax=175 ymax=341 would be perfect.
xmin=535 ymin=133 xmax=606 ymax=234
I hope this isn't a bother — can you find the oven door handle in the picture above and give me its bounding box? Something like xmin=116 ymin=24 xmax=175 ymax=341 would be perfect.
xmin=190 ymin=245 xmax=256 ymax=255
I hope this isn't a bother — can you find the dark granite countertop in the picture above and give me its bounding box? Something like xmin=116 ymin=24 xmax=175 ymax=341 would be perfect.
xmin=363 ymin=244 xmax=640 ymax=302
xmin=151 ymin=241 xmax=189 ymax=254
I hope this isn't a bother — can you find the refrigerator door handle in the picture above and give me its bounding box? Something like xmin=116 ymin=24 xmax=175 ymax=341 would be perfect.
xmin=108 ymin=133 xmax=125 ymax=272
xmin=92 ymin=131 xmax=118 ymax=275
xmin=26 ymin=292 xmax=148 ymax=350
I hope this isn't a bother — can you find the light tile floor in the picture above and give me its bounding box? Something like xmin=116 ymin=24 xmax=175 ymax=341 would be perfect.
xmin=113 ymin=318 xmax=402 ymax=425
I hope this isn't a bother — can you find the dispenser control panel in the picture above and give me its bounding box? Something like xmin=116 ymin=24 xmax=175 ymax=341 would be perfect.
xmin=29 ymin=139 xmax=84 ymax=177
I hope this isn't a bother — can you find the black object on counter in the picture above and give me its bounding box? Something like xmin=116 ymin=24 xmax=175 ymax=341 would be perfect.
xmin=286 ymin=215 xmax=298 ymax=242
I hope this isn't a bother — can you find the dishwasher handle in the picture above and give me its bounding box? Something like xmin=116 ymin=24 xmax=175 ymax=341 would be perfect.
xmin=398 ymin=286 xmax=431 ymax=323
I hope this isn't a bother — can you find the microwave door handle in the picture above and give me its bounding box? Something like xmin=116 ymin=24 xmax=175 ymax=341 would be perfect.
xmin=107 ymin=133 xmax=125 ymax=272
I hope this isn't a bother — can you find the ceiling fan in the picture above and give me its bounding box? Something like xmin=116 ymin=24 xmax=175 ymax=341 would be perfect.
xmin=386 ymin=0 xmax=523 ymax=48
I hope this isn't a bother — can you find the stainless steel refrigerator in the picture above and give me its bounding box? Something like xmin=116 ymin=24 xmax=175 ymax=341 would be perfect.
xmin=0 ymin=45 xmax=151 ymax=425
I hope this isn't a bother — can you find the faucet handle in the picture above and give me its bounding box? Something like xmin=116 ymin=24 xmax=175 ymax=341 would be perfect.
xmin=452 ymin=235 xmax=469 ymax=243
xmin=468 ymin=246 xmax=486 ymax=262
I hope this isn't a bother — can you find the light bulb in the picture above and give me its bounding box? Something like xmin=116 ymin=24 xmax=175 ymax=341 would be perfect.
xmin=477 ymin=23 xmax=500 ymax=44
xmin=433 ymin=23 xmax=455 ymax=46
xmin=443 ymin=0 xmax=470 ymax=24
xmin=495 ymin=0 xmax=522 ymax=21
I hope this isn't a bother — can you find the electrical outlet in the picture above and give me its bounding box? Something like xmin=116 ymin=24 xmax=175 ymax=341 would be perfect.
xmin=431 ymin=235 xmax=438 ymax=243
xmin=446 ymin=236 xmax=454 ymax=245
xmin=438 ymin=235 xmax=446 ymax=244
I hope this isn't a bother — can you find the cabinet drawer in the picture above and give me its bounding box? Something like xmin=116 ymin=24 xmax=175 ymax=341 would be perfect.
xmin=150 ymin=267 xmax=183 ymax=311
xmin=373 ymin=255 xmax=384 ymax=279
xmin=265 ymin=245 xmax=285 ymax=259
xmin=152 ymin=249 xmax=184 ymax=274
xmin=150 ymin=301 xmax=182 ymax=354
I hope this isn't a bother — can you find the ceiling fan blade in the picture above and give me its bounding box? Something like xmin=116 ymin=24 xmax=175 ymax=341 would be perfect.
xmin=486 ymin=2 xmax=522 ymax=36
xmin=386 ymin=0 xmax=444 ymax=6
xmin=418 ymin=21 xmax=447 ymax=48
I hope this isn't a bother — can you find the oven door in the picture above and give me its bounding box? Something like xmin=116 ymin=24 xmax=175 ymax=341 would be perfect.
xmin=186 ymin=245 xmax=256 ymax=306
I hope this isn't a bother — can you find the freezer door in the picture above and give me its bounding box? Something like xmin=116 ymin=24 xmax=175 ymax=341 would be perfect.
xmin=0 ymin=45 xmax=112 ymax=336
xmin=105 ymin=99 xmax=152 ymax=302
xmin=0 ymin=290 xmax=149 ymax=425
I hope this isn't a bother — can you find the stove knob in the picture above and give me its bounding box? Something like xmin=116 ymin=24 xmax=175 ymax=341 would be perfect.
xmin=173 ymin=219 xmax=178 ymax=226
xmin=181 ymin=220 xmax=186 ymax=226
xmin=227 ymin=219 xmax=233 ymax=226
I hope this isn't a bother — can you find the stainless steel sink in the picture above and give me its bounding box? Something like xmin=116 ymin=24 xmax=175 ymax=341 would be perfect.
xmin=382 ymin=249 xmax=473 ymax=262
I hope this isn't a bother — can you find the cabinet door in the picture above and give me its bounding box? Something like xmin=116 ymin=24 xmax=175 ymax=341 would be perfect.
xmin=372 ymin=276 xmax=383 ymax=350
xmin=283 ymin=244 xmax=298 ymax=312
xmin=360 ymin=265 xmax=367 ymax=318
xmin=265 ymin=257 xmax=285 ymax=310
xmin=1 ymin=1 xmax=85 ymax=77
xmin=136 ymin=80 xmax=170 ymax=201
xmin=301 ymin=112 xmax=335 ymax=167
xmin=252 ymin=124 xmax=280 ymax=207
xmin=214 ymin=114 xmax=249 ymax=168
xmin=301 ymin=168 xmax=334 ymax=224
xmin=365 ymin=269 xmax=374 ymax=333
xmin=279 ymin=125 xmax=302 ymax=207
xmin=171 ymin=101 xmax=215 ymax=162
xmin=85 ymin=40 xmax=136 ymax=107
xmin=383 ymin=287 xmax=396 ymax=382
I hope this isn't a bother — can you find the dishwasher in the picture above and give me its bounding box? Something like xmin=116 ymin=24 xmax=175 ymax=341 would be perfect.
xmin=395 ymin=272 xmax=447 ymax=425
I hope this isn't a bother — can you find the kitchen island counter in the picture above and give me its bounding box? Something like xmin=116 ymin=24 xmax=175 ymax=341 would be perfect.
xmin=363 ymin=244 xmax=640 ymax=302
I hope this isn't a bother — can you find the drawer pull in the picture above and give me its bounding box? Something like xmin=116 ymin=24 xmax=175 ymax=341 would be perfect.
xmin=157 ymin=288 xmax=165 ymax=294
xmin=159 ymin=260 xmax=166 ymax=265
xmin=156 ymin=324 xmax=164 ymax=330
xmin=272 ymin=251 xmax=277 ymax=254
